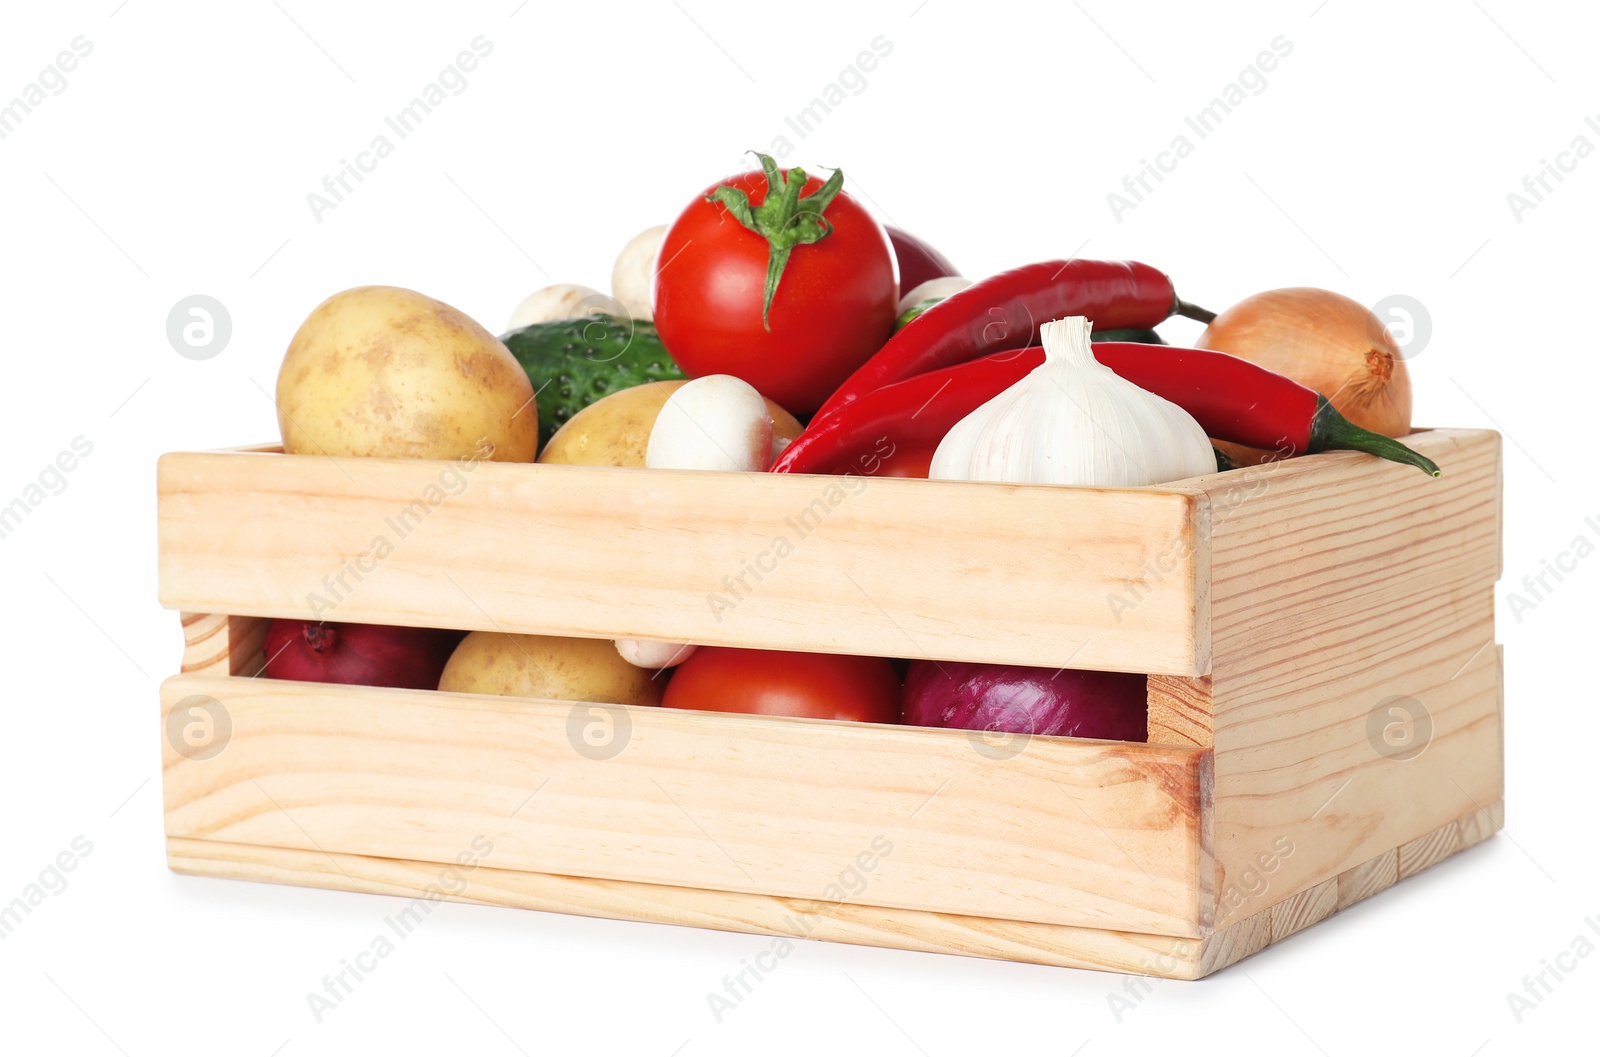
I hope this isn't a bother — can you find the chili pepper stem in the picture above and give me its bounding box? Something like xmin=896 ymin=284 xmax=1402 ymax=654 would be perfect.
xmin=1175 ymin=299 xmax=1217 ymax=324
xmin=1309 ymin=395 xmax=1440 ymax=476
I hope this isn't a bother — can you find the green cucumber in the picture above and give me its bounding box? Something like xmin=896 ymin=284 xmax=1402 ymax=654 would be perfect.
xmin=501 ymin=316 xmax=686 ymax=449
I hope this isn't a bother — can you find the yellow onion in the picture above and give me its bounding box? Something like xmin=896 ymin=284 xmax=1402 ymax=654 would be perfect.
xmin=1199 ymin=288 xmax=1412 ymax=466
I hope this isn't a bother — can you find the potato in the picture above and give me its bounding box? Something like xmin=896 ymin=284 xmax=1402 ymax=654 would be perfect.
xmin=538 ymin=380 xmax=802 ymax=468
xmin=277 ymin=286 xmax=537 ymax=462
xmin=438 ymin=632 xmax=662 ymax=706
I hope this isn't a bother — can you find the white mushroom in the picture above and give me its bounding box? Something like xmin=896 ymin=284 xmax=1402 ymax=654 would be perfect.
xmin=611 ymin=225 xmax=667 ymax=321
xmin=506 ymin=284 xmax=623 ymax=331
xmin=646 ymin=374 xmax=773 ymax=473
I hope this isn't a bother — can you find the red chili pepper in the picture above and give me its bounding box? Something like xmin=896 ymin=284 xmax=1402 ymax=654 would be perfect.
xmin=771 ymin=343 xmax=1441 ymax=477
xmin=812 ymin=259 xmax=1213 ymax=422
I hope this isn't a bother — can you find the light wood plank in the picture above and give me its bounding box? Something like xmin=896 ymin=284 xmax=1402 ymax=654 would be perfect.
xmin=1337 ymin=849 xmax=1398 ymax=910
xmin=156 ymin=448 xmax=1209 ymax=674
xmin=1397 ymin=821 xmax=1463 ymax=879
xmin=1269 ymin=878 xmax=1338 ymax=941
xmin=167 ymin=837 xmax=1212 ymax=978
xmin=1198 ymin=429 xmax=1503 ymax=927
xmin=161 ymin=673 xmax=1210 ymax=936
xmin=1458 ymin=801 xmax=1504 ymax=851
xmin=1196 ymin=913 xmax=1272 ymax=977
xmin=166 ymin=837 xmax=1210 ymax=978
xmin=1146 ymin=674 xmax=1213 ymax=746
xmin=180 ymin=613 xmax=268 ymax=676
xmin=1196 ymin=800 xmax=1500 ymax=974
xmin=165 ymin=803 xmax=1501 ymax=980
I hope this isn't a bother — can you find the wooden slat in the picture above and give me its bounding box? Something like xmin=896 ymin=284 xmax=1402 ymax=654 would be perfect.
xmin=164 ymin=806 xmax=1501 ymax=980
xmin=167 ymin=837 xmax=1211 ymax=978
xmin=1397 ymin=821 xmax=1463 ymax=879
xmin=1337 ymin=849 xmax=1398 ymax=910
xmin=156 ymin=449 xmax=1209 ymax=675
xmin=1269 ymin=878 xmax=1338 ymax=941
xmin=161 ymin=673 xmax=1210 ymax=936
xmin=1196 ymin=913 xmax=1272 ymax=977
xmin=1146 ymin=674 xmax=1213 ymax=746
xmin=1196 ymin=800 xmax=1500 ymax=975
xmin=1196 ymin=429 xmax=1503 ymax=928
xmin=180 ymin=613 xmax=268 ymax=676
xmin=1458 ymin=800 xmax=1504 ymax=851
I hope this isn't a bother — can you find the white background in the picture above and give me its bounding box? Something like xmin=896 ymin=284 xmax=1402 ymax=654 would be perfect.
xmin=2 ymin=0 xmax=1597 ymax=1053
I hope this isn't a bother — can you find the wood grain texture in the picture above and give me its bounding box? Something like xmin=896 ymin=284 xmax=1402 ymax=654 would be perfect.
xmin=1196 ymin=801 xmax=1500 ymax=976
xmin=1195 ymin=429 xmax=1504 ymax=928
xmin=180 ymin=613 xmax=268 ymax=676
xmin=1397 ymin=821 xmax=1463 ymax=880
xmin=161 ymin=673 xmax=1210 ymax=936
xmin=1269 ymin=878 xmax=1338 ymax=941
xmin=1146 ymin=674 xmax=1213 ymax=747
xmin=166 ymin=837 xmax=1211 ymax=977
xmin=156 ymin=448 xmax=1209 ymax=675
xmin=156 ymin=429 xmax=1504 ymax=977
xmin=168 ymin=798 xmax=1499 ymax=980
xmin=1337 ymin=849 xmax=1398 ymax=910
xmin=1458 ymin=800 xmax=1505 ymax=851
xmin=1196 ymin=913 xmax=1272 ymax=977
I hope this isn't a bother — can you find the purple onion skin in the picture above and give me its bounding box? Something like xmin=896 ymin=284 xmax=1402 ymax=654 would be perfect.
xmin=901 ymin=661 xmax=1147 ymax=742
xmin=886 ymin=226 xmax=959 ymax=293
xmin=264 ymin=620 xmax=465 ymax=691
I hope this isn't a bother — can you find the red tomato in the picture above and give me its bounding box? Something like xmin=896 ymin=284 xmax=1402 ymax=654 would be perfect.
xmin=662 ymin=647 xmax=902 ymax=724
xmin=651 ymin=163 xmax=898 ymax=414
xmin=869 ymin=444 xmax=935 ymax=478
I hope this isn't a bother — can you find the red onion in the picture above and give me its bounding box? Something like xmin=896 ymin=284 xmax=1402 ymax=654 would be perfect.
xmin=263 ymin=620 xmax=463 ymax=690
xmin=901 ymin=660 xmax=1147 ymax=742
xmin=886 ymin=226 xmax=959 ymax=293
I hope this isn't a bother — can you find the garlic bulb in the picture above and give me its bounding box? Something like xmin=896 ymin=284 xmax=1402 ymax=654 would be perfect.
xmin=930 ymin=316 xmax=1215 ymax=486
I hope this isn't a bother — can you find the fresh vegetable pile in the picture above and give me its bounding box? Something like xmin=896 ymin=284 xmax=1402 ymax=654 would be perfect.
xmin=265 ymin=151 xmax=1440 ymax=745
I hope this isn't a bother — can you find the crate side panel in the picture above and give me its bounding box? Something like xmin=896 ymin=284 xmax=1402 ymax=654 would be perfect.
xmin=157 ymin=452 xmax=1208 ymax=674
xmin=1201 ymin=429 xmax=1504 ymax=928
xmin=161 ymin=674 xmax=1209 ymax=936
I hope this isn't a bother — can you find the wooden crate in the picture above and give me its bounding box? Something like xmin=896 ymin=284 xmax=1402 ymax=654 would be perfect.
xmin=155 ymin=427 xmax=1503 ymax=979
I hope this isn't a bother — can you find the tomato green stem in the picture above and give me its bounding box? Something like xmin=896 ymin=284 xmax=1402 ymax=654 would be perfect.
xmin=706 ymin=151 xmax=844 ymax=331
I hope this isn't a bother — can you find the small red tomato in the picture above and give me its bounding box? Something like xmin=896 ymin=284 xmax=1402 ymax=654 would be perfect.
xmin=869 ymin=444 xmax=936 ymax=478
xmin=652 ymin=155 xmax=898 ymax=414
xmin=662 ymin=647 xmax=902 ymax=724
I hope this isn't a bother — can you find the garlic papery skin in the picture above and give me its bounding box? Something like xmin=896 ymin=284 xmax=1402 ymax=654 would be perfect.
xmin=929 ymin=316 xmax=1216 ymax=487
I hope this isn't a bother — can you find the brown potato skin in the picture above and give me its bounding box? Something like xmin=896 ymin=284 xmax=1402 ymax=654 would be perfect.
xmin=438 ymin=632 xmax=662 ymax=706
xmin=538 ymin=380 xmax=802 ymax=467
xmin=277 ymin=286 xmax=537 ymax=462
